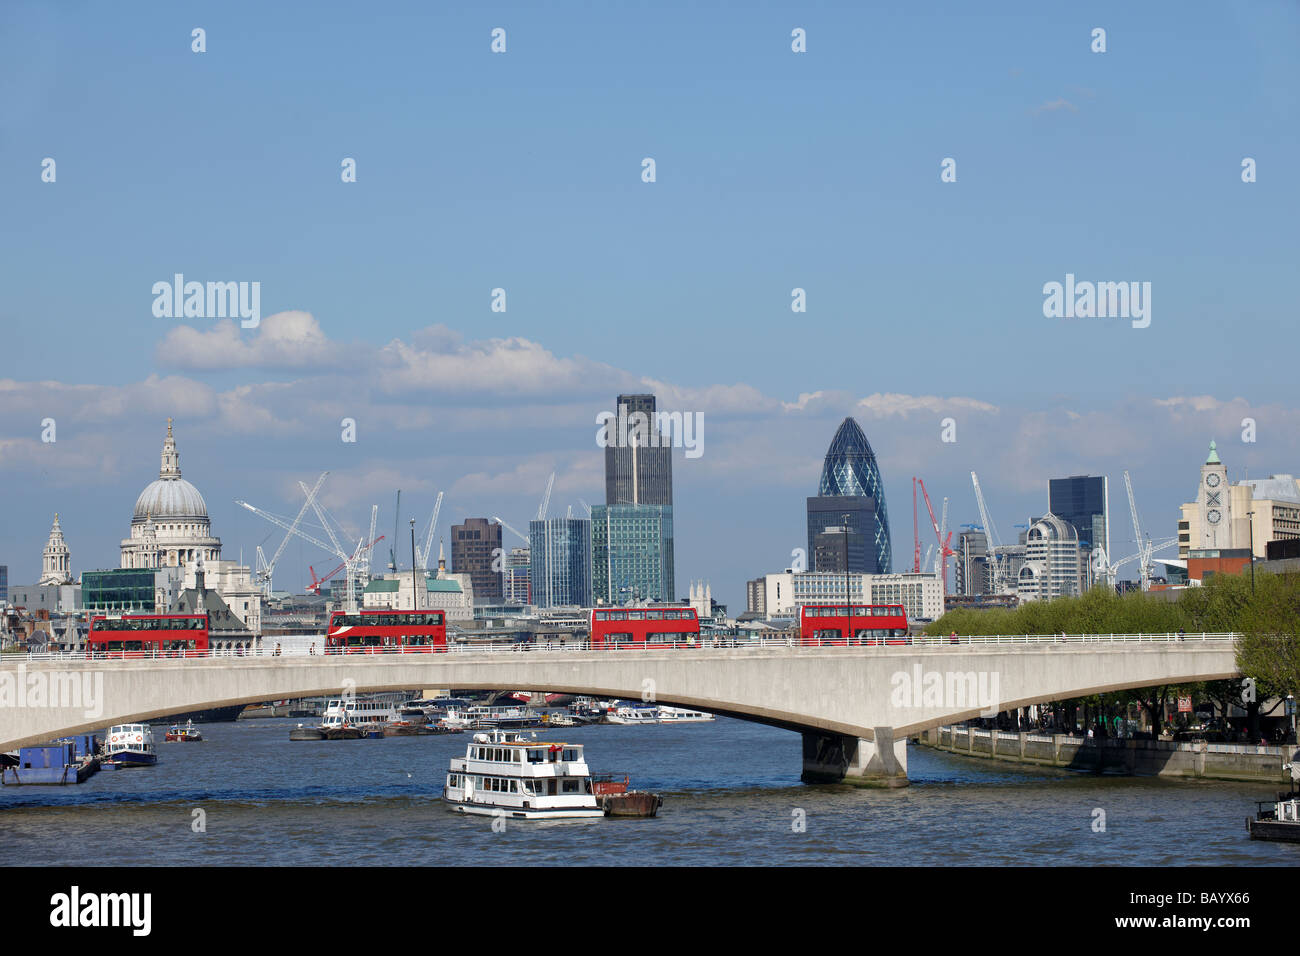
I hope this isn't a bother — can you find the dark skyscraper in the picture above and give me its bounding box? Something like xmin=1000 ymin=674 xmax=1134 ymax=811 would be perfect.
xmin=1048 ymin=475 xmax=1110 ymax=562
xmin=451 ymin=517 xmax=503 ymax=604
xmin=602 ymin=393 xmax=675 ymax=603
xmin=806 ymin=418 xmax=892 ymax=573
xmin=604 ymin=394 xmax=673 ymax=506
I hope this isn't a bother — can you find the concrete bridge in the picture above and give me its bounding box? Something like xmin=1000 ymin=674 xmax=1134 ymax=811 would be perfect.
xmin=0 ymin=634 xmax=1239 ymax=786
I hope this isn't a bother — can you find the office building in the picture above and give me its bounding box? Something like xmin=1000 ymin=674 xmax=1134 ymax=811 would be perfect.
xmin=805 ymin=418 xmax=891 ymax=573
xmin=529 ymin=517 xmax=592 ymax=608
xmin=451 ymin=517 xmax=503 ymax=604
xmin=1048 ymin=475 xmax=1110 ymax=567
xmin=1015 ymin=514 xmax=1086 ymax=603
xmin=591 ymin=504 xmax=674 ymax=605
xmin=604 ymin=393 xmax=674 ymax=507
xmin=504 ymin=547 xmax=531 ymax=604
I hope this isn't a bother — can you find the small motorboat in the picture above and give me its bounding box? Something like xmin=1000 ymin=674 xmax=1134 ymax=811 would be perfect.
xmin=1248 ymin=773 xmax=1300 ymax=843
xmin=164 ymin=720 xmax=203 ymax=742
xmin=591 ymin=773 xmax=663 ymax=817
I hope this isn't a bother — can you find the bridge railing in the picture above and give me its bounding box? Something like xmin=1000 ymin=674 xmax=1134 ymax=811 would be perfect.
xmin=13 ymin=631 xmax=1241 ymax=663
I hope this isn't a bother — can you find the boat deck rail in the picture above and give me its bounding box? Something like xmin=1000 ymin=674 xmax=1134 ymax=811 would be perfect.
xmin=20 ymin=631 xmax=1240 ymax=662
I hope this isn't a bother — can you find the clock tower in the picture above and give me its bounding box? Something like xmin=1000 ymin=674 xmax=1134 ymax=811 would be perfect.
xmin=1198 ymin=441 xmax=1231 ymax=549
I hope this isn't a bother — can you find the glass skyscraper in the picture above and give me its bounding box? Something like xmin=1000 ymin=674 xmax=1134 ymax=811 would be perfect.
xmin=806 ymin=418 xmax=892 ymax=573
xmin=528 ymin=517 xmax=592 ymax=608
xmin=1048 ymin=475 xmax=1110 ymax=562
xmin=591 ymin=504 xmax=675 ymax=605
xmin=601 ymin=392 xmax=675 ymax=607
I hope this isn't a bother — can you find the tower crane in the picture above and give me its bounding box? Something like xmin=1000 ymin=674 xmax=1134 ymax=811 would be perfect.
xmin=971 ymin=472 xmax=1009 ymax=594
xmin=492 ymin=517 xmax=531 ymax=545
xmin=1122 ymin=469 xmax=1178 ymax=590
xmin=246 ymin=472 xmax=327 ymax=598
xmin=917 ymin=478 xmax=954 ymax=595
xmin=415 ymin=492 xmax=445 ymax=571
xmin=537 ymin=472 xmax=555 ymax=521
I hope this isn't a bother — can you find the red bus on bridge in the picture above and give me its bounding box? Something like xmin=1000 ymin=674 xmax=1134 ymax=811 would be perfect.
xmin=88 ymin=614 xmax=210 ymax=658
xmin=798 ymin=604 xmax=910 ymax=646
xmin=589 ymin=606 xmax=701 ymax=648
xmin=325 ymin=609 xmax=448 ymax=653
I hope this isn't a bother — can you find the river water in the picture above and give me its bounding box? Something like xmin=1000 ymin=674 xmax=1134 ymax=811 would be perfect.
xmin=1 ymin=717 xmax=1293 ymax=866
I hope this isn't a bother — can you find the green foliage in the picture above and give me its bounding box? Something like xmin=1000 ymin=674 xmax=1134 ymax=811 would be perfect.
xmin=927 ymin=572 xmax=1300 ymax=699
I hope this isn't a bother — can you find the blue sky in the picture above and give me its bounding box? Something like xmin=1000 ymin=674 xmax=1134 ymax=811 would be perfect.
xmin=2 ymin=0 xmax=1298 ymax=610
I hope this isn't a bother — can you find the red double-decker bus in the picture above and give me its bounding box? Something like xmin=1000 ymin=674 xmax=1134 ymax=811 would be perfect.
xmin=325 ymin=609 xmax=448 ymax=653
xmin=798 ymin=604 xmax=910 ymax=645
xmin=87 ymin=614 xmax=210 ymax=658
xmin=589 ymin=607 xmax=701 ymax=648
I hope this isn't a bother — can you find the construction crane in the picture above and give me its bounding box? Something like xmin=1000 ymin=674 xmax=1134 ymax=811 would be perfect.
xmin=415 ymin=492 xmax=445 ymax=571
xmin=1122 ymin=469 xmax=1178 ymax=590
xmin=917 ymin=478 xmax=955 ymax=595
xmin=911 ymin=478 xmax=922 ymax=573
xmin=245 ymin=472 xmax=327 ymax=598
xmin=388 ymin=490 xmax=401 ymax=572
xmin=577 ymin=498 xmax=593 ymax=518
xmin=492 ymin=516 xmax=530 ymax=545
xmin=537 ymin=472 xmax=555 ymax=521
xmin=971 ymin=471 xmax=1009 ymax=594
xmin=308 ymin=534 xmax=385 ymax=594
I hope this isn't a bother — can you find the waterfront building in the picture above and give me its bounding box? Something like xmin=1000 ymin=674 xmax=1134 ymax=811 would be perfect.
xmin=529 ymin=517 xmax=592 ymax=609
xmin=806 ymin=418 xmax=891 ymax=573
xmin=1174 ymin=443 xmax=1295 ymax=560
xmin=604 ymin=393 xmax=673 ymax=507
xmin=38 ymin=514 xmax=73 ymax=586
xmin=745 ymin=577 xmax=766 ymax=617
xmin=1048 ymin=475 xmax=1110 ymax=568
xmin=756 ymin=570 xmax=942 ymax=623
xmin=169 ymin=564 xmax=256 ymax=646
xmin=1015 ymin=514 xmax=1086 ymax=603
xmin=451 ymin=517 xmax=504 ymax=604
xmin=121 ymin=420 xmax=223 ymax=569
xmin=591 ymin=504 xmax=674 ymax=605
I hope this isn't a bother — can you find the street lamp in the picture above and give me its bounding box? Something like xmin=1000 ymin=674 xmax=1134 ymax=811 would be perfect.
xmin=1247 ymin=509 xmax=1256 ymax=594
xmin=842 ymin=513 xmax=852 ymax=630
xmin=409 ymin=518 xmax=418 ymax=610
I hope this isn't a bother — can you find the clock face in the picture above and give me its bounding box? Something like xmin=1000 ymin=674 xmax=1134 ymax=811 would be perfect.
xmin=1206 ymin=473 xmax=1221 ymax=488
xmin=1207 ymin=508 xmax=1222 ymax=525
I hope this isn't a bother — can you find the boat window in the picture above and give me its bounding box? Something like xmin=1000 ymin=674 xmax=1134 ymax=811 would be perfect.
xmin=562 ymin=779 xmax=578 ymax=793
xmin=509 ymin=781 xmax=518 ymax=793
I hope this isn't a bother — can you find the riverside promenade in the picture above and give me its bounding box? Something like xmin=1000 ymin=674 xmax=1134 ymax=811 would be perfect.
xmin=916 ymin=725 xmax=1299 ymax=783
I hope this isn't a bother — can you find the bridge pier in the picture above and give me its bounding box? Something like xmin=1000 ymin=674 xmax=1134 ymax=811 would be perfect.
xmin=800 ymin=727 xmax=908 ymax=788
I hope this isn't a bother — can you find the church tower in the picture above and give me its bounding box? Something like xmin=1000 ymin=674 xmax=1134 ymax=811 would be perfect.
xmin=1197 ymin=441 xmax=1232 ymax=549
xmin=39 ymin=513 xmax=72 ymax=585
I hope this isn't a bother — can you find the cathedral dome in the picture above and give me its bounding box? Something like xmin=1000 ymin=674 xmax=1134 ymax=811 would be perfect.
xmin=133 ymin=477 xmax=209 ymax=521
xmin=129 ymin=419 xmax=210 ymax=523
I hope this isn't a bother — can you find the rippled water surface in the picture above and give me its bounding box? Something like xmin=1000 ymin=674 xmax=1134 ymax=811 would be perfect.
xmin=1 ymin=718 xmax=1294 ymax=866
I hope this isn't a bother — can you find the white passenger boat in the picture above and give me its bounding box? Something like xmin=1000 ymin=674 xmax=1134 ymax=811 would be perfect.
xmin=104 ymin=724 xmax=157 ymax=767
xmin=656 ymin=706 xmax=715 ymax=723
xmin=443 ymin=730 xmax=604 ymax=819
xmin=605 ymin=706 xmax=659 ymax=725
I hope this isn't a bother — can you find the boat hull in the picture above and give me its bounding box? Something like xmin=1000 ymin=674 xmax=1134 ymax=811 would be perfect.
xmin=105 ymin=751 xmax=156 ymax=768
xmin=447 ymin=802 xmax=604 ymax=820
xmin=600 ymin=792 xmax=664 ymax=817
xmin=1247 ymin=818 xmax=1300 ymax=842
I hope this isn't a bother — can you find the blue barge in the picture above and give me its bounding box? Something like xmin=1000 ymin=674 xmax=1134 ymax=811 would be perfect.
xmin=2 ymin=738 xmax=101 ymax=785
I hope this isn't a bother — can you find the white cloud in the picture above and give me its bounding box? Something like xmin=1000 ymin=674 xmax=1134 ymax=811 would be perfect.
xmin=156 ymin=312 xmax=349 ymax=370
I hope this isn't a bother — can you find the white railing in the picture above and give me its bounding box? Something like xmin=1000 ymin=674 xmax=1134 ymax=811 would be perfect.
xmin=11 ymin=631 xmax=1240 ymax=663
